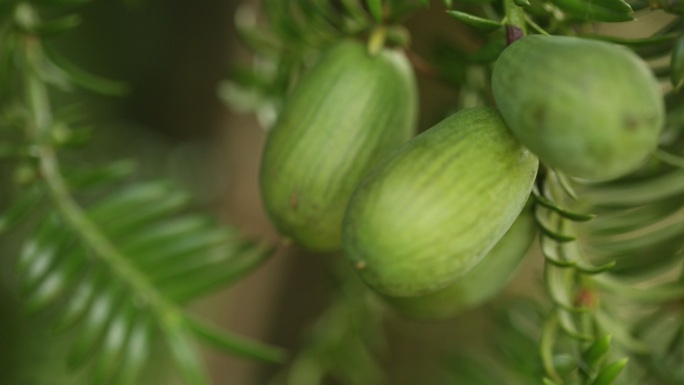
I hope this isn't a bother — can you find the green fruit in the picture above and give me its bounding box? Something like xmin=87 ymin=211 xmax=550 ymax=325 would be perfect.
xmin=492 ymin=35 xmax=664 ymax=181
xmin=383 ymin=203 xmax=537 ymax=320
xmin=260 ymin=40 xmax=418 ymax=252
xmin=343 ymin=107 xmax=539 ymax=297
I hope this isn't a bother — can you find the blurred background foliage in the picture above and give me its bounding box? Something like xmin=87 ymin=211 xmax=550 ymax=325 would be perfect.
xmin=0 ymin=0 xmax=263 ymax=383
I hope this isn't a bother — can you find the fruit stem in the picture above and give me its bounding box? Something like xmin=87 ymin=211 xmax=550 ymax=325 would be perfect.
xmin=503 ymin=0 xmax=527 ymax=44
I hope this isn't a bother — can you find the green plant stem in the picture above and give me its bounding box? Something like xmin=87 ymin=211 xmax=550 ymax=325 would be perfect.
xmin=541 ymin=312 xmax=563 ymax=383
xmin=503 ymin=0 xmax=527 ymax=35
xmin=656 ymin=148 xmax=684 ymax=169
xmin=185 ymin=316 xmax=286 ymax=363
xmin=525 ymin=14 xmax=550 ymax=35
xmin=593 ymin=276 xmax=684 ymax=302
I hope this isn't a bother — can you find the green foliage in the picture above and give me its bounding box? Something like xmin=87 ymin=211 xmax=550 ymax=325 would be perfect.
xmin=0 ymin=2 xmax=284 ymax=384
xmin=3 ymin=0 xmax=684 ymax=384
xmin=446 ymin=10 xmax=502 ymax=32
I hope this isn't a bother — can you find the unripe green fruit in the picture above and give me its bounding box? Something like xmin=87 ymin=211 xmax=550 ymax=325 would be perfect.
xmin=260 ymin=40 xmax=418 ymax=252
xmin=492 ymin=35 xmax=664 ymax=181
xmin=343 ymin=107 xmax=539 ymax=297
xmin=383 ymin=204 xmax=537 ymax=320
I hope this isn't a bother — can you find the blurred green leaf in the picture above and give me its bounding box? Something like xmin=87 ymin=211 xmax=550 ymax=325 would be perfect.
xmin=673 ymin=33 xmax=684 ymax=90
xmin=367 ymin=0 xmax=383 ymax=22
xmin=0 ymin=186 xmax=43 ymax=235
xmin=64 ymin=160 xmax=136 ymax=190
xmin=534 ymin=189 xmax=594 ymax=221
xmin=549 ymin=0 xmax=633 ymax=22
xmin=30 ymin=14 xmax=81 ymax=37
xmin=164 ymin=324 xmax=211 ymax=385
xmin=185 ymin=316 xmax=286 ymax=363
xmin=446 ymin=10 xmax=502 ymax=32
xmin=582 ymin=169 xmax=684 ymax=207
xmin=43 ymin=44 xmax=130 ymax=96
xmin=589 ymin=358 xmax=628 ymax=385
xmin=582 ymin=33 xmax=677 ymax=58
xmin=583 ymin=335 xmax=612 ymax=371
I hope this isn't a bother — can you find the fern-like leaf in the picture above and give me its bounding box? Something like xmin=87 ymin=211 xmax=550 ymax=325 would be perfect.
xmin=14 ymin=177 xmax=282 ymax=384
xmin=1 ymin=3 xmax=286 ymax=384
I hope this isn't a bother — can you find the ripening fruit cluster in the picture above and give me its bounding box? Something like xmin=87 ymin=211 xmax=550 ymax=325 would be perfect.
xmin=258 ymin=35 xmax=664 ymax=320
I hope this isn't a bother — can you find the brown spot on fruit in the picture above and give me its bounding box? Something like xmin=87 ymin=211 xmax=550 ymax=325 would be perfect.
xmin=355 ymin=261 xmax=367 ymax=270
xmin=506 ymin=26 xmax=524 ymax=45
xmin=574 ymin=288 xmax=596 ymax=309
xmin=624 ymin=115 xmax=640 ymax=131
xmin=532 ymin=107 xmax=546 ymax=128
xmin=289 ymin=193 xmax=298 ymax=210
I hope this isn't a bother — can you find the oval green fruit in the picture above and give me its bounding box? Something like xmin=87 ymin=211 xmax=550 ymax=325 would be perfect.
xmin=383 ymin=204 xmax=537 ymax=320
xmin=260 ymin=40 xmax=418 ymax=252
xmin=343 ymin=107 xmax=539 ymax=297
xmin=492 ymin=35 xmax=664 ymax=181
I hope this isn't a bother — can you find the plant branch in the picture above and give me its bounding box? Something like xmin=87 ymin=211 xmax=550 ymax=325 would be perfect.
xmin=20 ymin=11 xmax=179 ymax=327
xmin=17 ymin=5 xmax=283 ymax=383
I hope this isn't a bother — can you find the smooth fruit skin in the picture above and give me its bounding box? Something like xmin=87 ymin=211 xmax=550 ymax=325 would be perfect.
xmin=260 ymin=40 xmax=418 ymax=252
xmin=492 ymin=35 xmax=664 ymax=181
xmin=383 ymin=204 xmax=537 ymax=320
xmin=343 ymin=107 xmax=539 ymax=297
